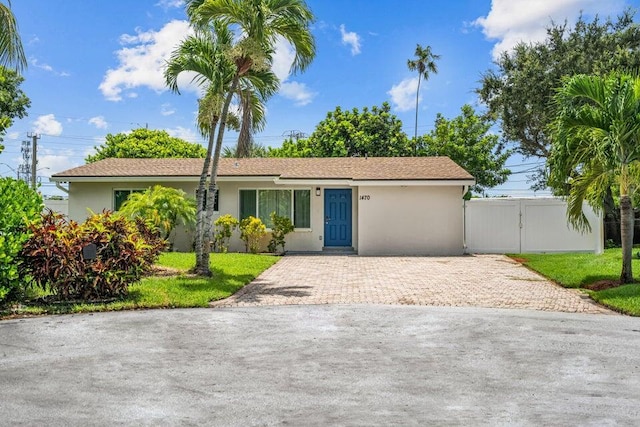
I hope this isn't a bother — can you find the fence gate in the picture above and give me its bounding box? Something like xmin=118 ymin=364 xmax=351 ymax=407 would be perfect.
xmin=464 ymin=198 xmax=603 ymax=254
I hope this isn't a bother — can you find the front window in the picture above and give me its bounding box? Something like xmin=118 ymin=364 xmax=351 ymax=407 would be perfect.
xmin=240 ymin=188 xmax=311 ymax=229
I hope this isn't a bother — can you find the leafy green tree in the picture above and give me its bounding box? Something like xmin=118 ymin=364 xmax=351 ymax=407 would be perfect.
xmin=0 ymin=177 xmax=42 ymax=303
xmin=0 ymin=66 xmax=30 ymax=153
xmin=0 ymin=1 xmax=26 ymax=71
xmin=548 ymin=72 xmax=640 ymax=284
xmin=478 ymin=10 xmax=640 ymax=185
xmin=118 ymin=185 xmax=196 ymax=243
xmin=173 ymin=0 xmax=315 ymax=275
xmin=86 ymin=128 xmax=206 ymax=163
xmin=407 ymin=44 xmax=440 ymax=142
xmin=418 ymin=104 xmax=510 ymax=193
xmin=268 ymin=103 xmax=411 ymax=157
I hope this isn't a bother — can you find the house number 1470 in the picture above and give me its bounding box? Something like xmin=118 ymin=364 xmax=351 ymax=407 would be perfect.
xmin=359 ymin=195 xmax=370 ymax=200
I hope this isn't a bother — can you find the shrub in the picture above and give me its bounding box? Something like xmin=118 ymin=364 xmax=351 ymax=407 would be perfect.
xmin=20 ymin=210 xmax=166 ymax=301
xmin=0 ymin=178 xmax=43 ymax=303
xmin=118 ymin=185 xmax=196 ymax=244
xmin=213 ymin=214 xmax=239 ymax=253
xmin=240 ymin=216 xmax=266 ymax=254
xmin=267 ymin=212 xmax=294 ymax=254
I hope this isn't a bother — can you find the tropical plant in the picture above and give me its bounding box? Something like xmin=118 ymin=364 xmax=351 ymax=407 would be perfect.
xmin=0 ymin=1 xmax=26 ymax=71
xmin=118 ymin=185 xmax=196 ymax=243
xmin=407 ymin=43 xmax=440 ymax=143
xmin=0 ymin=178 xmax=42 ymax=303
xmin=20 ymin=211 xmax=165 ymax=301
xmin=169 ymin=0 xmax=315 ymax=275
xmin=267 ymin=212 xmax=294 ymax=254
xmin=86 ymin=128 xmax=206 ymax=163
xmin=548 ymin=72 xmax=640 ymax=283
xmin=213 ymin=214 xmax=239 ymax=253
xmin=240 ymin=216 xmax=266 ymax=254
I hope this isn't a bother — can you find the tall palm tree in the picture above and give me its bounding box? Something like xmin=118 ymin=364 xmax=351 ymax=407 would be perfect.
xmin=0 ymin=0 xmax=26 ymax=71
xmin=549 ymin=72 xmax=640 ymax=283
xmin=407 ymin=44 xmax=440 ymax=144
xmin=189 ymin=0 xmax=315 ymax=270
xmin=165 ymin=25 xmax=234 ymax=275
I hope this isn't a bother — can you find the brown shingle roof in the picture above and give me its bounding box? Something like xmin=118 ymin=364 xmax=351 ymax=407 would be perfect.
xmin=51 ymin=157 xmax=474 ymax=181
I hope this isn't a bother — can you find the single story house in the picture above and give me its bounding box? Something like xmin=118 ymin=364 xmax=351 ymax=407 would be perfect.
xmin=50 ymin=157 xmax=475 ymax=255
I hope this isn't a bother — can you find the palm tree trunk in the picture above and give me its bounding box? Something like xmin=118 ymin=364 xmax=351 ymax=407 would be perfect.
xmin=413 ymin=75 xmax=421 ymax=153
xmin=203 ymin=74 xmax=240 ymax=258
xmin=194 ymin=117 xmax=217 ymax=276
xmin=619 ymin=194 xmax=634 ymax=283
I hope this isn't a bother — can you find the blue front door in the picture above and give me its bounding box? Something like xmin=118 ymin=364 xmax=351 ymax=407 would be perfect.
xmin=324 ymin=189 xmax=352 ymax=247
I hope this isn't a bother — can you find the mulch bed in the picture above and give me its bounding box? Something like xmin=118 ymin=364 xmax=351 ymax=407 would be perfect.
xmin=584 ymin=280 xmax=622 ymax=291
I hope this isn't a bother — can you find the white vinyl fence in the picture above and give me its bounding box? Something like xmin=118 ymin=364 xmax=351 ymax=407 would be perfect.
xmin=464 ymin=198 xmax=603 ymax=254
xmin=43 ymin=199 xmax=68 ymax=216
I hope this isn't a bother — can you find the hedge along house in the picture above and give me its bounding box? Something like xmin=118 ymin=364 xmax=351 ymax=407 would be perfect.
xmin=50 ymin=157 xmax=475 ymax=255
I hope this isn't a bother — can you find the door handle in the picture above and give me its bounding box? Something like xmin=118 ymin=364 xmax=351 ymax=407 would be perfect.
xmin=325 ymin=216 xmax=330 ymax=224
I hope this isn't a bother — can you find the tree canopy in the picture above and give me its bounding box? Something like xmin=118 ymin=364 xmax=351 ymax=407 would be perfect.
xmin=86 ymin=128 xmax=207 ymax=163
xmin=418 ymin=104 xmax=511 ymax=193
xmin=478 ymin=10 xmax=640 ymax=186
xmin=0 ymin=66 xmax=29 ymax=154
xmin=268 ymin=102 xmax=412 ymax=158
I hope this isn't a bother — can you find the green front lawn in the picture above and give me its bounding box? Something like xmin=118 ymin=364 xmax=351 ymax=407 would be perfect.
xmin=515 ymin=248 xmax=640 ymax=316
xmin=1 ymin=252 xmax=279 ymax=318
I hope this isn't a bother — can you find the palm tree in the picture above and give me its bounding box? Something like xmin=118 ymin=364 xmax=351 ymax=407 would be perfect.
xmin=165 ymin=25 xmax=234 ymax=275
xmin=188 ymin=0 xmax=315 ymax=271
xmin=407 ymin=44 xmax=440 ymax=144
xmin=549 ymin=72 xmax=640 ymax=283
xmin=0 ymin=0 xmax=26 ymax=71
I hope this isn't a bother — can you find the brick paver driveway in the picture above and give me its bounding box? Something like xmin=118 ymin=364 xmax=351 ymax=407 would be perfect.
xmin=211 ymin=254 xmax=613 ymax=314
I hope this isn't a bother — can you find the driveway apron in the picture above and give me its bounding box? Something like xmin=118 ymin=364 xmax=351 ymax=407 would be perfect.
xmin=211 ymin=254 xmax=613 ymax=314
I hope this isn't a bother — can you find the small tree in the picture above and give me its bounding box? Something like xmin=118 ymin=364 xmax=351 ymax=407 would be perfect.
xmin=267 ymin=212 xmax=294 ymax=254
xmin=118 ymin=185 xmax=196 ymax=244
xmin=213 ymin=214 xmax=239 ymax=253
xmin=240 ymin=216 xmax=266 ymax=254
xmin=86 ymin=128 xmax=206 ymax=163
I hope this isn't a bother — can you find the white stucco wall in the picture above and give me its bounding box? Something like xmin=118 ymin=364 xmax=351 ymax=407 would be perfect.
xmin=357 ymin=185 xmax=465 ymax=256
xmin=66 ymin=181 xmax=360 ymax=253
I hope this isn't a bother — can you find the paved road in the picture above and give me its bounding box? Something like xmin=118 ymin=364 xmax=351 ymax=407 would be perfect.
xmin=1 ymin=306 xmax=638 ymax=426
xmin=212 ymin=255 xmax=612 ymax=314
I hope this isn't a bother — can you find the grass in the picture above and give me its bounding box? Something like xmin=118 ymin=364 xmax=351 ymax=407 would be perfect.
xmin=1 ymin=252 xmax=279 ymax=318
xmin=515 ymin=248 xmax=640 ymax=316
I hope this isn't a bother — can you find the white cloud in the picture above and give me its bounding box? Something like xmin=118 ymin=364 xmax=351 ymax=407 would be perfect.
xmin=88 ymin=116 xmax=108 ymax=129
xmin=156 ymin=0 xmax=184 ymax=9
xmin=387 ymin=77 xmax=419 ymax=112
xmin=166 ymin=126 xmax=199 ymax=142
xmin=161 ymin=103 xmax=176 ymax=116
xmin=339 ymin=24 xmax=361 ymax=55
xmin=272 ymin=37 xmax=316 ymax=106
xmin=474 ymin=0 xmax=625 ymax=60
xmin=7 ymin=131 xmax=19 ymax=140
xmin=29 ymin=57 xmax=70 ymax=77
xmin=38 ymin=148 xmax=78 ymax=177
xmin=280 ymin=82 xmax=316 ymax=106
xmin=33 ymin=114 xmax=63 ymax=136
xmin=99 ymin=20 xmax=194 ymax=101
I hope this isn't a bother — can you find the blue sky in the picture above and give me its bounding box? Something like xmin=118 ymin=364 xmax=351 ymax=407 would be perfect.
xmin=1 ymin=0 xmax=638 ymax=196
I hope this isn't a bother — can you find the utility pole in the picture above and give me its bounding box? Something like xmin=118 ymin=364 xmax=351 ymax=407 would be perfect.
xmin=18 ymin=139 xmax=31 ymax=184
xmin=27 ymin=133 xmax=39 ymax=189
xmin=282 ymin=130 xmax=307 ymax=141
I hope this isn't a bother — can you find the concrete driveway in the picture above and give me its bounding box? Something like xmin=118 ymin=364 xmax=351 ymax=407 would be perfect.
xmin=212 ymin=254 xmax=612 ymax=314
xmin=1 ymin=306 xmax=639 ymax=426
